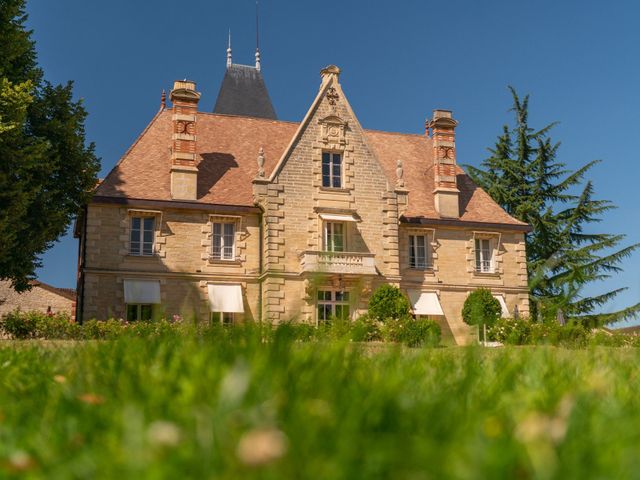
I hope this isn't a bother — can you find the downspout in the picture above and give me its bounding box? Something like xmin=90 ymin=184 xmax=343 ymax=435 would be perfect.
xmin=257 ymin=210 xmax=263 ymax=323
xmin=76 ymin=205 xmax=88 ymax=324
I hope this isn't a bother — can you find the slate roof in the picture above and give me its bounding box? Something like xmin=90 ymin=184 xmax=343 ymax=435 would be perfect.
xmin=94 ymin=110 xmax=527 ymax=229
xmin=212 ymin=64 xmax=277 ymax=120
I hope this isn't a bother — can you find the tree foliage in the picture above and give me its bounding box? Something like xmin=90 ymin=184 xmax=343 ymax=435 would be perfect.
xmin=462 ymin=288 xmax=501 ymax=328
xmin=466 ymin=87 xmax=639 ymax=325
xmin=0 ymin=0 xmax=100 ymax=291
xmin=368 ymin=284 xmax=411 ymax=322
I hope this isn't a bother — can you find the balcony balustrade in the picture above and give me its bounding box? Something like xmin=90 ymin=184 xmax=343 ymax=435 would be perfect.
xmin=299 ymin=250 xmax=377 ymax=275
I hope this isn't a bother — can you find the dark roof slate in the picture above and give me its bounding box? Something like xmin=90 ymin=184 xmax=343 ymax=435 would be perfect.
xmin=212 ymin=64 xmax=277 ymax=120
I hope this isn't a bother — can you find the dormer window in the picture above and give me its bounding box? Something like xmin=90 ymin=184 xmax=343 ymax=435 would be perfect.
xmin=322 ymin=152 xmax=342 ymax=188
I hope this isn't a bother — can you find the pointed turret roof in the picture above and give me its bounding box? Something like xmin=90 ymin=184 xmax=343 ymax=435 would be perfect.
xmin=213 ymin=64 xmax=277 ymax=119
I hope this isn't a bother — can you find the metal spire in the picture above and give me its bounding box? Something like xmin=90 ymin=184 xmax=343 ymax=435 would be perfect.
xmin=255 ymin=0 xmax=261 ymax=71
xmin=226 ymin=29 xmax=232 ymax=68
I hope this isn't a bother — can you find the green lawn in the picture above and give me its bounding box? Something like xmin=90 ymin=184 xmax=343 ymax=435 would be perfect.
xmin=1 ymin=330 xmax=639 ymax=479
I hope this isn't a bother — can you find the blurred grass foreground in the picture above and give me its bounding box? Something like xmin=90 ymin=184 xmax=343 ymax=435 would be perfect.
xmin=1 ymin=325 xmax=639 ymax=479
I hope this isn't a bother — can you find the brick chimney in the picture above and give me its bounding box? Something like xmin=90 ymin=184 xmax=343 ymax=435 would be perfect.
xmin=429 ymin=109 xmax=460 ymax=218
xmin=170 ymin=80 xmax=200 ymax=200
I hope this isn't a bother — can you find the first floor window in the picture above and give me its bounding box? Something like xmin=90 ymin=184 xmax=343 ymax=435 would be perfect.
xmin=212 ymin=222 xmax=236 ymax=260
xmin=211 ymin=312 xmax=235 ymax=325
xmin=317 ymin=290 xmax=350 ymax=323
xmin=324 ymin=222 xmax=345 ymax=252
xmin=127 ymin=304 xmax=152 ymax=321
xmin=409 ymin=234 xmax=431 ymax=269
xmin=475 ymin=238 xmax=493 ymax=273
xmin=130 ymin=216 xmax=155 ymax=256
xmin=322 ymin=152 xmax=342 ymax=188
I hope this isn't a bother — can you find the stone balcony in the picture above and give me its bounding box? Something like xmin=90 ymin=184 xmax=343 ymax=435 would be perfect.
xmin=299 ymin=250 xmax=377 ymax=276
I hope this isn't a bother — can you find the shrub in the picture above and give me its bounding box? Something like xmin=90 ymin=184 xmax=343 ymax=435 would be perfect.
xmin=381 ymin=316 xmax=440 ymax=347
xmin=488 ymin=318 xmax=530 ymax=344
xmin=317 ymin=317 xmax=353 ymax=341
xmin=350 ymin=313 xmax=383 ymax=342
xmin=273 ymin=322 xmax=316 ymax=342
xmin=0 ymin=310 xmax=39 ymax=339
xmin=0 ymin=310 xmax=79 ymax=340
xmin=368 ymin=284 xmax=411 ymax=322
xmin=462 ymin=289 xmax=501 ymax=335
xmin=489 ymin=318 xmax=594 ymax=347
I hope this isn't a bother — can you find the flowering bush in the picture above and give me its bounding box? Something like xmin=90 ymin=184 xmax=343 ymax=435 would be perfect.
xmin=0 ymin=310 xmax=79 ymax=339
xmin=350 ymin=314 xmax=383 ymax=342
xmin=487 ymin=318 xmax=620 ymax=347
xmin=381 ymin=316 xmax=441 ymax=347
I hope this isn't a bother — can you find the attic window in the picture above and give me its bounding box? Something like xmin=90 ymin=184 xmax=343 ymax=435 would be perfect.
xmin=322 ymin=152 xmax=342 ymax=188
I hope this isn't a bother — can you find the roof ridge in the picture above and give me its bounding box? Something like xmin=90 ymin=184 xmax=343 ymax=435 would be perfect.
xmin=364 ymin=128 xmax=428 ymax=138
xmin=197 ymin=111 xmax=298 ymax=124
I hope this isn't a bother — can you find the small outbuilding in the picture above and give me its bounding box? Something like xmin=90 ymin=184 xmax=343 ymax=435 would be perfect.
xmin=0 ymin=280 xmax=76 ymax=319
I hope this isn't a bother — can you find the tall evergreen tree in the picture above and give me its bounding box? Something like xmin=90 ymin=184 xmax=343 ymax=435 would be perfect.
xmin=466 ymin=87 xmax=639 ymax=325
xmin=0 ymin=0 xmax=100 ymax=291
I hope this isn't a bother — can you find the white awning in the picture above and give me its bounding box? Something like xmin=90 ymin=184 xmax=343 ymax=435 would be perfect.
xmin=123 ymin=279 xmax=161 ymax=304
xmin=319 ymin=213 xmax=358 ymax=222
xmin=408 ymin=290 xmax=444 ymax=316
xmin=207 ymin=284 xmax=245 ymax=313
xmin=494 ymin=295 xmax=510 ymax=317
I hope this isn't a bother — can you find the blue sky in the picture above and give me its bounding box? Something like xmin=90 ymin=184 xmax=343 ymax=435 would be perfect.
xmin=27 ymin=0 xmax=639 ymax=324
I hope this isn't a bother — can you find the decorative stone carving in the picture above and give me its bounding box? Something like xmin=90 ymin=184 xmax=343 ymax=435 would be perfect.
xmin=396 ymin=159 xmax=404 ymax=187
xmin=318 ymin=114 xmax=347 ymax=146
xmin=438 ymin=145 xmax=454 ymax=161
xmin=257 ymin=147 xmax=265 ymax=178
xmin=326 ymin=87 xmax=339 ymax=106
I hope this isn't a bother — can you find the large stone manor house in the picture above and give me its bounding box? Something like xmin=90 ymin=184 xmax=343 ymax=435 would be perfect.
xmin=75 ymin=46 xmax=530 ymax=344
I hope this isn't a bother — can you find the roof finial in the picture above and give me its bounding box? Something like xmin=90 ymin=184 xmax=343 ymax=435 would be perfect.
xmin=160 ymin=89 xmax=166 ymax=110
xmin=255 ymin=0 xmax=261 ymax=71
xmin=226 ymin=29 xmax=232 ymax=68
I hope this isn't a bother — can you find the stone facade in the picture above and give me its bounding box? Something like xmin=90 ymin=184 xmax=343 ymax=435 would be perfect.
xmin=78 ymin=65 xmax=530 ymax=344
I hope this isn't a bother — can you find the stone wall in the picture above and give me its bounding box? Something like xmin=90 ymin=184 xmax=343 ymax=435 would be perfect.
xmin=82 ymin=203 xmax=261 ymax=322
xmin=0 ymin=281 xmax=74 ymax=317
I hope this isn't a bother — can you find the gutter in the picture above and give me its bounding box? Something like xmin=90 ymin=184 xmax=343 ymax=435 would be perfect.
xmin=91 ymin=196 xmax=261 ymax=214
xmin=401 ymin=216 xmax=532 ymax=233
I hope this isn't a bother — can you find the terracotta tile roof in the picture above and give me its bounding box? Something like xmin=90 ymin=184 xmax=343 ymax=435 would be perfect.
xmin=95 ymin=110 xmax=527 ymax=228
xmin=364 ymin=130 xmax=527 ymax=226
xmin=28 ymin=281 xmax=76 ymax=301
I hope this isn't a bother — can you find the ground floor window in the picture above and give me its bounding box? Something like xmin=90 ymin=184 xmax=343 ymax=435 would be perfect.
xmin=317 ymin=290 xmax=350 ymax=323
xmin=126 ymin=304 xmax=153 ymax=321
xmin=211 ymin=312 xmax=235 ymax=325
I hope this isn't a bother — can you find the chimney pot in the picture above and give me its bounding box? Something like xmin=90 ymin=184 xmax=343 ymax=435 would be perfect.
xmin=433 ymin=109 xmax=452 ymax=120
